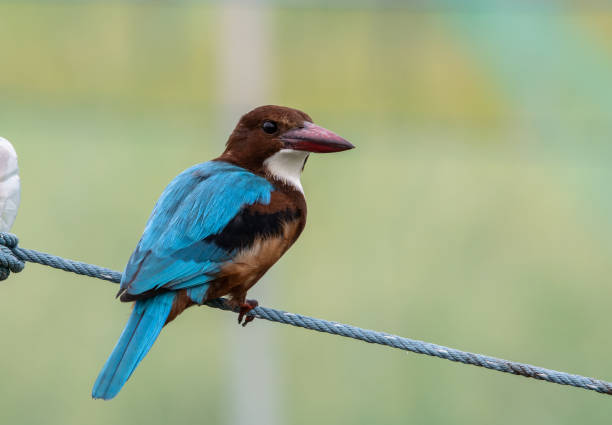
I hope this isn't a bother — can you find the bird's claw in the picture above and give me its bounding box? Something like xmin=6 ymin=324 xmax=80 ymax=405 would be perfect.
xmin=237 ymin=299 xmax=259 ymax=327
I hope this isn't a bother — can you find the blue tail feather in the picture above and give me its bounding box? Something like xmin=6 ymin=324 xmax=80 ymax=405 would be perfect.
xmin=92 ymin=292 xmax=175 ymax=400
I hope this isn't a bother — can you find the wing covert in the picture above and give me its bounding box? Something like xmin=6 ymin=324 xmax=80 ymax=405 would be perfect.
xmin=119 ymin=161 xmax=274 ymax=298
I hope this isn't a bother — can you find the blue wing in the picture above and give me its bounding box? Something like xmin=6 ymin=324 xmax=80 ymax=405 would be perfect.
xmin=119 ymin=160 xmax=274 ymax=301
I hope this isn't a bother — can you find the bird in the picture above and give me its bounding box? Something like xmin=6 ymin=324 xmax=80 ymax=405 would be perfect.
xmin=92 ymin=105 xmax=354 ymax=400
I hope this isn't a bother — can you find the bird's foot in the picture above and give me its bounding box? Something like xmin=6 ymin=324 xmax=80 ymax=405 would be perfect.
xmin=237 ymin=299 xmax=259 ymax=327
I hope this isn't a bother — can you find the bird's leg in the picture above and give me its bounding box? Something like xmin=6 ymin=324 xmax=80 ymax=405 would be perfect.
xmin=237 ymin=299 xmax=259 ymax=327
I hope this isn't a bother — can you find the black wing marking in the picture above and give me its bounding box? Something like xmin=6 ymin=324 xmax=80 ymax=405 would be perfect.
xmin=204 ymin=207 xmax=302 ymax=252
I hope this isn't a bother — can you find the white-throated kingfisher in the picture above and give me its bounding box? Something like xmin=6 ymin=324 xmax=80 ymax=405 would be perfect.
xmin=92 ymin=105 xmax=354 ymax=399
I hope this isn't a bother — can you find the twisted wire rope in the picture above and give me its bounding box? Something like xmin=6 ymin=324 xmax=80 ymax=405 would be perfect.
xmin=0 ymin=232 xmax=610 ymax=396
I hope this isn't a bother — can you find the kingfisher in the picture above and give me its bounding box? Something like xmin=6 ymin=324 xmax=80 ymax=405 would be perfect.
xmin=92 ymin=105 xmax=354 ymax=400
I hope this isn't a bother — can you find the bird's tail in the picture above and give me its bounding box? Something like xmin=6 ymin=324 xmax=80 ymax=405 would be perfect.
xmin=92 ymin=292 xmax=175 ymax=400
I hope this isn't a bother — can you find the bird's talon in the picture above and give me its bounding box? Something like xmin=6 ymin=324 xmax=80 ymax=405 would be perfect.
xmin=242 ymin=315 xmax=256 ymax=327
xmin=237 ymin=299 xmax=259 ymax=326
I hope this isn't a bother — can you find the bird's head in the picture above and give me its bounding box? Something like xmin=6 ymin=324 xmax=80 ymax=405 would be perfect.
xmin=220 ymin=105 xmax=354 ymax=192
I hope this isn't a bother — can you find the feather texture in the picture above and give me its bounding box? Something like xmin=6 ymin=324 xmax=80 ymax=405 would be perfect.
xmin=92 ymin=292 xmax=175 ymax=400
xmin=119 ymin=161 xmax=274 ymax=300
xmin=93 ymin=161 xmax=275 ymax=398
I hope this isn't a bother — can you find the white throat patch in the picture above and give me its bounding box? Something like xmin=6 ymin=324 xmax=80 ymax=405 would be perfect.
xmin=263 ymin=149 xmax=309 ymax=193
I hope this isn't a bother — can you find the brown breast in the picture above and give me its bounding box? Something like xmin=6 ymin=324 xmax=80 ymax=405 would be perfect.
xmin=204 ymin=184 xmax=306 ymax=304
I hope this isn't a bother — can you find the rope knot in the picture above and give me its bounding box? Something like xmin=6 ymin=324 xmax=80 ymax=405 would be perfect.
xmin=0 ymin=232 xmax=24 ymax=280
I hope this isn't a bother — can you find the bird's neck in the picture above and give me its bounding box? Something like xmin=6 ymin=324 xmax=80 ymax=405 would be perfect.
xmin=262 ymin=149 xmax=309 ymax=194
xmin=216 ymin=149 xmax=309 ymax=194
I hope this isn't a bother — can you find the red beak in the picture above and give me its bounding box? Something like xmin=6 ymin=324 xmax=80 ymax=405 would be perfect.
xmin=280 ymin=122 xmax=355 ymax=153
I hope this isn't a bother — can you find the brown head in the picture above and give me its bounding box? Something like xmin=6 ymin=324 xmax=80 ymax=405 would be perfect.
xmin=218 ymin=105 xmax=354 ymax=192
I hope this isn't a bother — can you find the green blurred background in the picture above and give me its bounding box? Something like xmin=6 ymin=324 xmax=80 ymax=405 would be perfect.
xmin=2 ymin=1 xmax=612 ymax=424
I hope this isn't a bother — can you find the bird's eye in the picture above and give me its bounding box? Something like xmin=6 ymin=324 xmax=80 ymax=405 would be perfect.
xmin=262 ymin=120 xmax=278 ymax=134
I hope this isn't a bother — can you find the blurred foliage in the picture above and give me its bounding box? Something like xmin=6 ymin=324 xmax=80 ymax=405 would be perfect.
xmin=2 ymin=2 xmax=612 ymax=424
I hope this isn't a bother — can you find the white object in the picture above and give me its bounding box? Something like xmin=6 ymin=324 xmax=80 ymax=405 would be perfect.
xmin=0 ymin=138 xmax=20 ymax=231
